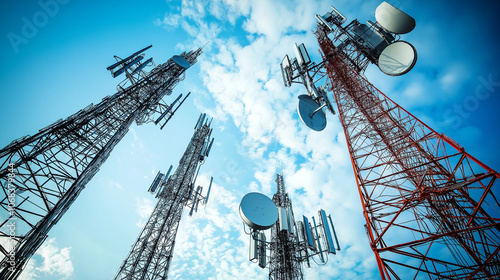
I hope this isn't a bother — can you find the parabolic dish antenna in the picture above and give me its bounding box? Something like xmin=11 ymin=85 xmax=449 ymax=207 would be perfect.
xmin=239 ymin=192 xmax=278 ymax=230
xmin=297 ymin=95 xmax=326 ymax=131
xmin=172 ymin=55 xmax=191 ymax=69
xmin=375 ymin=1 xmax=415 ymax=34
xmin=377 ymin=41 xmax=417 ymax=76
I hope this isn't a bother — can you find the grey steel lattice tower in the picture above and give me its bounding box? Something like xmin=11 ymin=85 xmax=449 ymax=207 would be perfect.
xmin=114 ymin=113 xmax=214 ymax=280
xmin=0 ymin=46 xmax=201 ymax=279
xmin=269 ymin=174 xmax=303 ymax=280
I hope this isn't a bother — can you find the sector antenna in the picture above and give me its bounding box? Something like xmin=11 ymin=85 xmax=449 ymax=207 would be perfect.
xmin=280 ymin=43 xmax=335 ymax=130
xmin=280 ymin=1 xmax=500 ymax=279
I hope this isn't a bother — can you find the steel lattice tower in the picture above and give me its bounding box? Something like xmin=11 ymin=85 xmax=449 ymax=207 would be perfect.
xmin=269 ymin=174 xmax=303 ymax=280
xmin=312 ymin=11 xmax=500 ymax=279
xmin=240 ymin=172 xmax=339 ymax=278
xmin=0 ymin=46 xmax=202 ymax=279
xmin=114 ymin=114 xmax=214 ymax=280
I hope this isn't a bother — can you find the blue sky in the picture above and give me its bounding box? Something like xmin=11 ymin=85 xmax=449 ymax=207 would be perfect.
xmin=1 ymin=0 xmax=499 ymax=279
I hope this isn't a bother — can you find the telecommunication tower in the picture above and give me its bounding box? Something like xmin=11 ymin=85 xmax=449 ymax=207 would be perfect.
xmin=281 ymin=2 xmax=500 ymax=279
xmin=0 ymin=45 xmax=201 ymax=279
xmin=114 ymin=113 xmax=214 ymax=280
xmin=239 ymin=173 xmax=340 ymax=279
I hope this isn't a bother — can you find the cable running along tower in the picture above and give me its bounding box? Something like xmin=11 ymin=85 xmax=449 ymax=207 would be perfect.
xmin=239 ymin=173 xmax=340 ymax=279
xmin=114 ymin=113 xmax=214 ymax=280
xmin=0 ymin=45 xmax=201 ymax=279
xmin=281 ymin=2 xmax=499 ymax=279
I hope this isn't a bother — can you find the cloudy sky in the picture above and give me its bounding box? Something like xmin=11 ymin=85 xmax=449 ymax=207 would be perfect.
xmin=1 ymin=0 xmax=499 ymax=279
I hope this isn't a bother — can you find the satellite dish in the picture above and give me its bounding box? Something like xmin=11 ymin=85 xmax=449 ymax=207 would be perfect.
xmin=172 ymin=55 xmax=191 ymax=69
xmin=377 ymin=41 xmax=417 ymax=76
xmin=297 ymin=95 xmax=326 ymax=131
xmin=375 ymin=2 xmax=415 ymax=34
xmin=239 ymin=192 xmax=278 ymax=230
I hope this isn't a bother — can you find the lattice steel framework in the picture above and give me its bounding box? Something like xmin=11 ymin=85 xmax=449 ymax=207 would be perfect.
xmin=114 ymin=115 xmax=213 ymax=280
xmin=314 ymin=20 xmax=500 ymax=279
xmin=269 ymin=174 xmax=303 ymax=280
xmin=0 ymin=47 xmax=202 ymax=279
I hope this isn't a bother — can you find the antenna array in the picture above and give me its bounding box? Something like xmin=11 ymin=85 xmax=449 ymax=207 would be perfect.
xmin=281 ymin=2 xmax=418 ymax=131
xmin=239 ymin=173 xmax=340 ymax=279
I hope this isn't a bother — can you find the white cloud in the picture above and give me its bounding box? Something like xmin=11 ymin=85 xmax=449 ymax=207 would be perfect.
xmin=167 ymin=176 xmax=266 ymax=279
xmin=152 ymin=0 xmax=405 ymax=278
xmin=241 ymin=0 xmax=322 ymax=41
xmin=100 ymin=178 xmax=124 ymax=190
xmin=129 ymin=127 xmax=139 ymax=142
xmin=154 ymin=13 xmax=182 ymax=28
xmin=17 ymin=259 xmax=37 ymax=280
xmin=135 ymin=197 xmax=155 ymax=228
xmin=18 ymin=238 xmax=73 ymax=280
xmin=181 ymin=0 xmax=207 ymax=19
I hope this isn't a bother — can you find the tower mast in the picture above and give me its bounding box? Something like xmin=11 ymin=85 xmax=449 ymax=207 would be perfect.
xmin=280 ymin=2 xmax=500 ymax=278
xmin=318 ymin=28 xmax=500 ymax=277
xmin=269 ymin=173 xmax=303 ymax=280
xmin=315 ymin=7 xmax=500 ymax=278
xmin=114 ymin=113 xmax=214 ymax=280
xmin=0 ymin=46 xmax=202 ymax=279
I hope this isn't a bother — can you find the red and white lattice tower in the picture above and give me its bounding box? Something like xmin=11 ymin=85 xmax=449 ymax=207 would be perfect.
xmin=316 ymin=9 xmax=500 ymax=280
xmin=283 ymin=4 xmax=500 ymax=279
